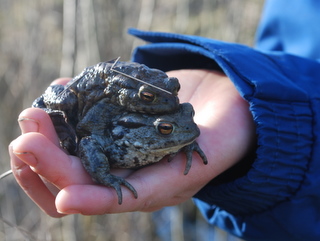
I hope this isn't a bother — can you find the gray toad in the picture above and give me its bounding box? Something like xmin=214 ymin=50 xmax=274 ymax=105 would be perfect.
xmin=33 ymin=60 xmax=180 ymax=117
xmin=78 ymin=102 xmax=207 ymax=204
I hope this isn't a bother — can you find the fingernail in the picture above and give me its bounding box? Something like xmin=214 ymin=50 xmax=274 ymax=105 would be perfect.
xmin=57 ymin=209 xmax=80 ymax=215
xmin=18 ymin=117 xmax=39 ymax=133
xmin=12 ymin=151 xmax=38 ymax=167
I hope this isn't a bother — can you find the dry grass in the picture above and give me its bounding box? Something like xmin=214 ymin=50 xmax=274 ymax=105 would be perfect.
xmin=0 ymin=0 xmax=263 ymax=240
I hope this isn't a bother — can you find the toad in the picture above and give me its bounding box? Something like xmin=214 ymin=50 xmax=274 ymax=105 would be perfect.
xmin=32 ymin=60 xmax=207 ymax=204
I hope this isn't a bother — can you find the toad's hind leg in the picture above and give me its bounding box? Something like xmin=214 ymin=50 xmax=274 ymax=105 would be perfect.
xmin=78 ymin=136 xmax=138 ymax=204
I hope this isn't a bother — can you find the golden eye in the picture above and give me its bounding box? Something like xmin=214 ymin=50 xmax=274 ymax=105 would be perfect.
xmin=140 ymin=91 xmax=155 ymax=102
xmin=157 ymin=123 xmax=173 ymax=135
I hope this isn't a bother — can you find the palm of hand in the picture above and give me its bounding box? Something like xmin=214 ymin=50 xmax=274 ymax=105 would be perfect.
xmin=10 ymin=69 xmax=255 ymax=216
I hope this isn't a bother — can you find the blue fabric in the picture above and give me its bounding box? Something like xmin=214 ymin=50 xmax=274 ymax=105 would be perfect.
xmin=128 ymin=1 xmax=320 ymax=240
xmin=255 ymin=0 xmax=320 ymax=60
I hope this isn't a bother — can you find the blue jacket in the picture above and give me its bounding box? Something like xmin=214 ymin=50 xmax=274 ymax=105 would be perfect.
xmin=129 ymin=1 xmax=320 ymax=240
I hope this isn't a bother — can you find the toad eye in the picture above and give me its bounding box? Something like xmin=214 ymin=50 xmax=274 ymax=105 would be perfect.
xmin=157 ymin=123 xmax=173 ymax=135
xmin=140 ymin=91 xmax=155 ymax=102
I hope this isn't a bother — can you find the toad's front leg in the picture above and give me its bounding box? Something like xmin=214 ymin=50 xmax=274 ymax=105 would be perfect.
xmin=78 ymin=136 xmax=138 ymax=204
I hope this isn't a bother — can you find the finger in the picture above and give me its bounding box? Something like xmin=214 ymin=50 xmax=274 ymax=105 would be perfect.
xmin=55 ymin=154 xmax=213 ymax=215
xmin=18 ymin=108 xmax=61 ymax=146
xmin=50 ymin=77 xmax=72 ymax=86
xmin=11 ymin=132 xmax=93 ymax=189
xmin=9 ymin=141 xmax=64 ymax=217
xmin=54 ymin=160 xmax=173 ymax=214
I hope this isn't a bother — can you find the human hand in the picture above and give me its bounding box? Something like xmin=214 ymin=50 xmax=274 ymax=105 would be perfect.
xmin=9 ymin=70 xmax=255 ymax=217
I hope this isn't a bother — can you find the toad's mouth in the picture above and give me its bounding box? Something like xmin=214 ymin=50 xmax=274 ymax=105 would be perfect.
xmin=150 ymin=140 xmax=195 ymax=153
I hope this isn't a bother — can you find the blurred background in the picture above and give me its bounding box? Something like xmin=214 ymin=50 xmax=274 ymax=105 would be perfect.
xmin=0 ymin=0 xmax=263 ymax=240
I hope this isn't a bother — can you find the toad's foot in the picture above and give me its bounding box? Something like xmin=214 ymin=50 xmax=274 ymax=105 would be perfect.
xmin=99 ymin=174 xmax=138 ymax=205
xmin=167 ymin=141 xmax=208 ymax=175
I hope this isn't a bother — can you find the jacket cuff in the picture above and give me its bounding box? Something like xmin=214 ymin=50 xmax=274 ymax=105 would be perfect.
xmin=194 ymin=97 xmax=312 ymax=214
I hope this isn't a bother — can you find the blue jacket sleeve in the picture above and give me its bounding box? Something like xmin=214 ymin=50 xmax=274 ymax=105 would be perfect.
xmin=255 ymin=0 xmax=320 ymax=60
xmin=128 ymin=28 xmax=320 ymax=241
